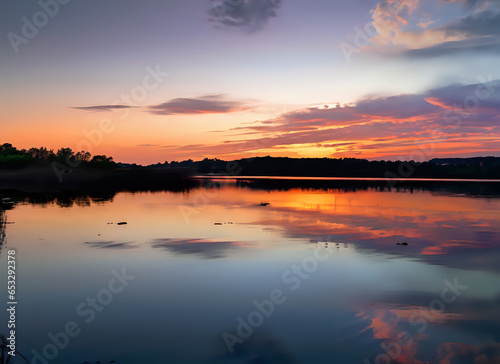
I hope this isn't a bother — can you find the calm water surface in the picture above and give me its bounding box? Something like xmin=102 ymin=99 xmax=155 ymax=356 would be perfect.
xmin=1 ymin=180 xmax=500 ymax=363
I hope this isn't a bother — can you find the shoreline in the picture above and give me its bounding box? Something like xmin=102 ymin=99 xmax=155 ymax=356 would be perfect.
xmin=194 ymin=175 xmax=500 ymax=183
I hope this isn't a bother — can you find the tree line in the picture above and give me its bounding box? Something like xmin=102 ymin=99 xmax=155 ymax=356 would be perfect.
xmin=153 ymin=156 xmax=500 ymax=179
xmin=0 ymin=143 xmax=115 ymax=169
xmin=2 ymin=143 xmax=499 ymax=179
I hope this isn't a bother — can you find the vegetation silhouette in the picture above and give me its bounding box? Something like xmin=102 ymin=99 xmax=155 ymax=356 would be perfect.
xmin=0 ymin=144 xmax=197 ymax=192
xmin=1 ymin=143 xmax=500 ymax=193
xmin=181 ymin=155 xmax=500 ymax=179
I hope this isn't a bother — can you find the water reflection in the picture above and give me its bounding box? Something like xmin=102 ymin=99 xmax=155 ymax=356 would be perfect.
xmin=151 ymin=238 xmax=246 ymax=259
xmin=211 ymin=330 xmax=297 ymax=363
xmin=0 ymin=209 xmax=5 ymax=249
xmin=19 ymin=191 xmax=116 ymax=208
xmin=227 ymin=178 xmax=500 ymax=198
xmin=3 ymin=181 xmax=500 ymax=269
xmin=0 ymin=180 xmax=499 ymax=363
xmin=217 ymin=181 xmax=500 ymax=273
xmin=84 ymin=241 xmax=137 ymax=249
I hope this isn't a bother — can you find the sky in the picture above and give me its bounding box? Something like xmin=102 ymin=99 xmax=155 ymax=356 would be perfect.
xmin=1 ymin=0 xmax=500 ymax=164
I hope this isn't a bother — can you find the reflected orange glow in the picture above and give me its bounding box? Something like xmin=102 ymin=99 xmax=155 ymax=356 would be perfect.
xmin=3 ymin=184 xmax=500 ymax=363
xmin=220 ymin=185 xmax=500 ymax=258
xmin=359 ymin=306 xmax=428 ymax=364
xmin=359 ymin=305 xmax=467 ymax=364
xmin=6 ymin=185 xmax=500 ymax=266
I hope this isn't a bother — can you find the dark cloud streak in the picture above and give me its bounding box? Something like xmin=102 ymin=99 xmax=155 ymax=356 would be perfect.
xmin=208 ymin=0 xmax=282 ymax=32
xmin=71 ymin=105 xmax=137 ymax=112
xmin=443 ymin=10 xmax=500 ymax=37
xmin=404 ymin=36 xmax=500 ymax=57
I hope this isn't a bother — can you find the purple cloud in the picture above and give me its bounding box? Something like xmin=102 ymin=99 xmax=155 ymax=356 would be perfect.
xmin=148 ymin=94 xmax=249 ymax=115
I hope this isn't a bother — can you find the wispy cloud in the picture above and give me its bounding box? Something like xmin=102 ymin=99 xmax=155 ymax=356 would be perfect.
xmin=71 ymin=105 xmax=138 ymax=112
xmin=148 ymin=94 xmax=249 ymax=115
xmin=208 ymin=0 xmax=282 ymax=32
xmin=71 ymin=94 xmax=251 ymax=115
xmin=135 ymin=144 xmax=162 ymax=147
xmin=404 ymin=36 xmax=500 ymax=57
xmin=441 ymin=0 xmax=489 ymax=9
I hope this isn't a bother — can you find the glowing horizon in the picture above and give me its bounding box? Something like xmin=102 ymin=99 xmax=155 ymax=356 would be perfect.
xmin=2 ymin=0 xmax=500 ymax=164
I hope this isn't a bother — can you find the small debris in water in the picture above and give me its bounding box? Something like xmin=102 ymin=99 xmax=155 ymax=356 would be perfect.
xmin=117 ymin=222 xmax=127 ymax=225
xmin=214 ymin=222 xmax=223 ymax=225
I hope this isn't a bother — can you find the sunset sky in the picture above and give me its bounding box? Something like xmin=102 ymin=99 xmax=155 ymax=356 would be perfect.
xmin=1 ymin=0 xmax=500 ymax=164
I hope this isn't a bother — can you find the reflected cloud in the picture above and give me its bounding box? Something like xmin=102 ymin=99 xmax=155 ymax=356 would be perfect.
xmin=150 ymin=238 xmax=245 ymax=259
xmin=197 ymin=181 xmax=500 ymax=272
xmin=435 ymin=342 xmax=500 ymax=363
xmin=359 ymin=306 xmax=429 ymax=364
xmin=7 ymin=185 xmax=500 ymax=363
xmin=356 ymin=302 xmax=493 ymax=364
xmin=356 ymin=287 xmax=500 ymax=362
xmin=249 ymin=204 xmax=500 ymax=270
xmin=0 ymin=210 xmax=6 ymax=249
xmin=210 ymin=329 xmax=296 ymax=363
xmin=84 ymin=241 xmax=137 ymax=249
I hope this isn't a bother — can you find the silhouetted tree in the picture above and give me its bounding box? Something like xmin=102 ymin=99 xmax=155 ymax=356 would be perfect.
xmin=28 ymin=147 xmax=55 ymax=160
xmin=75 ymin=151 xmax=91 ymax=162
xmin=90 ymin=155 xmax=116 ymax=169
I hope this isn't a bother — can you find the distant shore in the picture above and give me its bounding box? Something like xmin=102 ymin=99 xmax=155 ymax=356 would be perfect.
xmin=188 ymin=156 xmax=500 ymax=180
xmin=195 ymin=175 xmax=500 ymax=182
xmin=1 ymin=155 xmax=500 ymax=193
xmin=0 ymin=164 xmax=198 ymax=192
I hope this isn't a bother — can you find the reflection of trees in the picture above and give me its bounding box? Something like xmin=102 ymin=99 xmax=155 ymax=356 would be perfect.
xmin=21 ymin=191 xmax=116 ymax=208
xmin=232 ymin=179 xmax=500 ymax=197
xmin=1 ymin=333 xmax=30 ymax=363
xmin=0 ymin=209 xmax=5 ymax=248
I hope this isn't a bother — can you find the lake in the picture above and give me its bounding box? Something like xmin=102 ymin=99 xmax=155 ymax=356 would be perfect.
xmin=1 ymin=178 xmax=500 ymax=364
